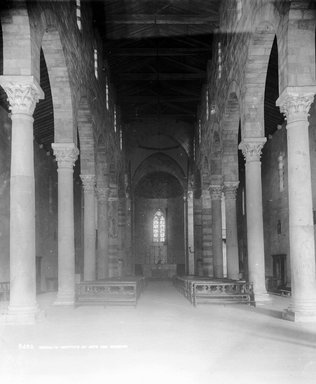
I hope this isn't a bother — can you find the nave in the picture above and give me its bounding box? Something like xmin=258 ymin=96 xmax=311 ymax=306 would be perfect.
xmin=1 ymin=280 xmax=315 ymax=384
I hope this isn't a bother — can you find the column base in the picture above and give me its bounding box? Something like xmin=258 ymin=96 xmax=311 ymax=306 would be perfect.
xmin=253 ymin=291 xmax=271 ymax=305
xmin=282 ymin=308 xmax=316 ymax=322
xmin=3 ymin=304 xmax=44 ymax=325
xmin=283 ymin=299 xmax=316 ymax=322
xmin=54 ymin=292 xmax=75 ymax=306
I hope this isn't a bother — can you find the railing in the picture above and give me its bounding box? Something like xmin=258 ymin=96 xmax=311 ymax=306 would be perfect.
xmin=173 ymin=276 xmax=254 ymax=307
xmin=0 ymin=281 xmax=10 ymax=301
xmin=75 ymin=277 xmax=146 ymax=307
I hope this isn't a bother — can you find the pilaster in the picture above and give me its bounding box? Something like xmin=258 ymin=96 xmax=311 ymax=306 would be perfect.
xmin=224 ymin=181 xmax=240 ymax=280
xmin=80 ymin=174 xmax=96 ymax=281
xmin=96 ymin=185 xmax=110 ymax=279
xmin=209 ymin=184 xmax=223 ymax=278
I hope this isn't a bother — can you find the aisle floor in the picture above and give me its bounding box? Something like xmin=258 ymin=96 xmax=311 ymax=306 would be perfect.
xmin=0 ymin=280 xmax=316 ymax=384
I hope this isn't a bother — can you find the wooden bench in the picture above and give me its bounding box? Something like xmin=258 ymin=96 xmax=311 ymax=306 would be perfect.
xmin=280 ymin=288 xmax=291 ymax=297
xmin=75 ymin=277 xmax=146 ymax=307
xmin=0 ymin=281 xmax=10 ymax=301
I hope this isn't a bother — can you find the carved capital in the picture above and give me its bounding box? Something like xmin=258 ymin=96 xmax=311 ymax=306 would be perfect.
xmin=96 ymin=186 xmax=110 ymax=201
xmin=224 ymin=181 xmax=239 ymax=199
xmin=0 ymin=75 xmax=44 ymax=115
xmin=276 ymin=87 xmax=316 ymax=125
xmin=187 ymin=190 xmax=194 ymax=200
xmin=52 ymin=143 xmax=79 ymax=169
xmin=80 ymin=174 xmax=95 ymax=193
xmin=238 ymin=137 xmax=266 ymax=162
xmin=209 ymin=184 xmax=223 ymax=200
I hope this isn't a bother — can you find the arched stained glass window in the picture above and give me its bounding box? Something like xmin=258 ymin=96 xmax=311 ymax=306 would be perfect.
xmin=153 ymin=209 xmax=165 ymax=243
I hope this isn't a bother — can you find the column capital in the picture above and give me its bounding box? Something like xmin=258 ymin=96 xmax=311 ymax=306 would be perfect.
xmin=187 ymin=190 xmax=194 ymax=200
xmin=276 ymin=86 xmax=316 ymax=125
xmin=80 ymin=174 xmax=95 ymax=193
xmin=209 ymin=184 xmax=223 ymax=200
xmin=52 ymin=143 xmax=79 ymax=169
xmin=96 ymin=186 xmax=110 ymax=201
xmin=224 ymin=181 xmax=239 ymax=199
xmin=239 ymin=137 xmax=266 ymax=162
xmin=0 ymin=75 xmax=44 ymax=115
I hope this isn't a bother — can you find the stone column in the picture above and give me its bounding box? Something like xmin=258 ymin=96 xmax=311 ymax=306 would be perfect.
xmin=224 ymin=181 xmax=240 ymax=280
xmin=0 ymin=76 xmax=43 ymax=324
xmin=52 ymin=143 xmax=79 ymax=305
xmin=183 ymin=194 xmax=188 ymax=273
xmin=277 ymin=87 xmax=316 ymax=322
xmin=96 ymin=186 xmax=109 ymax=279
xmin=209 ymin=184 xmax=223 ymax=278
xmin=187 ymin=189 xmax=195 ymax=275
xmin=125 ymin=195 xmax=132 ymax=275
xmin=80 ymin=174 xmax=96 ymax=281
xmin=239 ymin=138 xmax=268 ymax=301
xmin=108 ymin=190 xmax=119 ymax=278
xmin=201 ymin=188 xmax=213 ymax=276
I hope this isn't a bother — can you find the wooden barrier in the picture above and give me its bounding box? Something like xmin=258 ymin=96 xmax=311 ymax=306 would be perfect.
xmin=173 ymin=276 xmax=254 ymax=307
xmin=75 ymin=277 xmax=146 ymax=307
xmin=0 ymin=281 xmax=10 ymax=301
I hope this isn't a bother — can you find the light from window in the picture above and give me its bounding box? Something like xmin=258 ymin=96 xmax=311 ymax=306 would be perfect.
xmin=106 ymin=77 xmax=109 ymax=110
xmin=120 ymin=128 xmax=123 ymax=150
xmin=198 ymin=119 xmax=202 ymax=144
xmin=153 ymin=210 xmax=165 ymax=243
xmin=237 ymin=0 xmax=242 ymax=22
xmin=114 ymin=105 xmax=117 ymax=132
xmin=218 ymin=42 xmax=222 ymax=79
xmin=206 ymin=89 xmax=209 ymax=120
xmin=94 ymin=48 xmax=98 ymax=79
xmin=76 ymin=0 xmax=82 ymax=31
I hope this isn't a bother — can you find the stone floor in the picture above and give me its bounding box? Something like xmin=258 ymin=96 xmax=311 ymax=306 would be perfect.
xmin=0 ymin=280 xmax=316 ymax=384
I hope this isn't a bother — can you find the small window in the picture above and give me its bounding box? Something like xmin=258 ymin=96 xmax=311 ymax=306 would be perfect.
xmin=120 ymin=128 xmax=123 ymax=150
xmin=237 ymin=0 xmax=242 ymax=22
xmin=76 ymin=0 xmax=82 ymax=31
xmin=198 ymin=120 xmax=202 ymax=144
xmin=153 ymin=210 xmax=165 ymax=243
xmin=114 ymin=105 xmax=117 ymax=132
xmin=218 ymin=42 xmax=222 ymax=79
xmin=106 ymin=77 xmax=109 ymax=110
xmin=94 ymin=48 xmax=98 ymax=79
xmin=206 ymin=89 xmax=209 ymax=120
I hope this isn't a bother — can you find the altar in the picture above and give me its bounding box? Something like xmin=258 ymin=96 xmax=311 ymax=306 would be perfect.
xmin=143 ymin=264 xmax=177 ymax=279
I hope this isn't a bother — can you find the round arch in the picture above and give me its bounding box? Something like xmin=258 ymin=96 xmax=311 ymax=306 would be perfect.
xmin=40 ymin=10 xmax=75 ymax=144
xmin=96 ymin=134 xmax=109 ymax=187
xmin=133 ymin=152 xmax=186 ymax=192
xmin=242 ymin=2 xmax=282 ymax=140
xmin=1 ymin=5 xmax=36 ymax=79
xmin=222 ymin=81 xmax=241 ymax=182
xmin=77 ymin=95 xmax=95 ymax=175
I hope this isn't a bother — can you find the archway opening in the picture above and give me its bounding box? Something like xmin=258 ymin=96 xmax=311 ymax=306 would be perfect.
xmin=134 ymin=171 xmax=184 ymax=278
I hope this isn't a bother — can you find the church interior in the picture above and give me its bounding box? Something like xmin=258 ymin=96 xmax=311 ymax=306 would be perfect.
xmin=0 ymin=0 xmax=316 ymax=382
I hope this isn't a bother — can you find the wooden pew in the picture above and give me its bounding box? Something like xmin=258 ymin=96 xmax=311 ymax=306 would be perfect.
xmin=75 ymin=277 xmax=146 ymax=307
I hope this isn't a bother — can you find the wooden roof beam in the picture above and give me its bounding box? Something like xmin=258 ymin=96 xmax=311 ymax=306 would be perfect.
xmin=107 ymin=14 xmax=218 ymax=25
xmin=119 ymin=72 xmax=205 ymax=80
xmin=106 ymin=47 xmax=211 ymax=56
